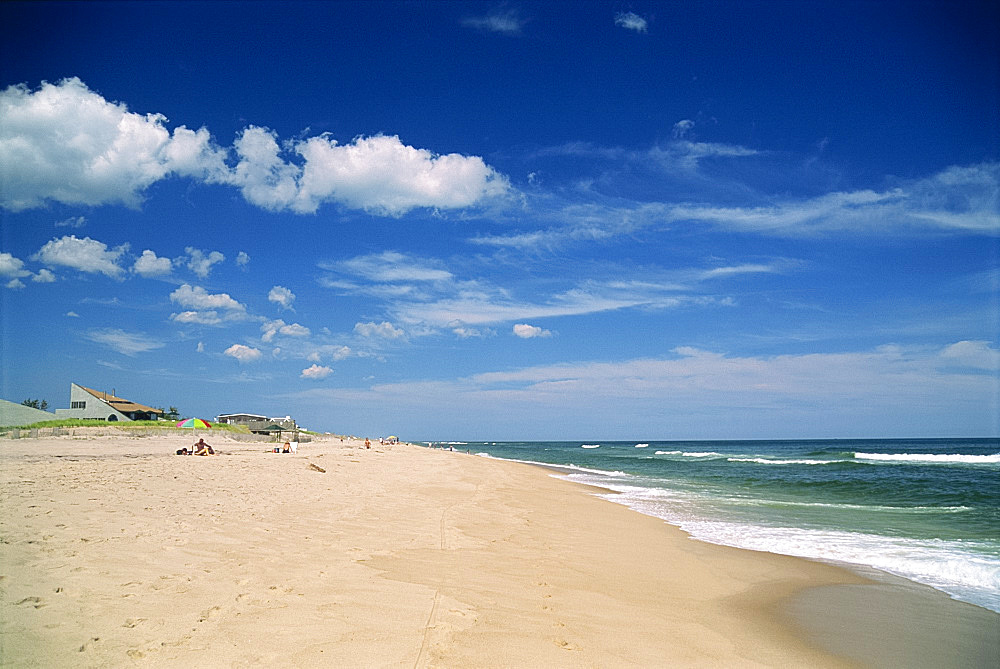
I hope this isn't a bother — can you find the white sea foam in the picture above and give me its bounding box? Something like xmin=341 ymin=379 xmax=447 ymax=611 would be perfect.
xmin=635 ymin=443 xmax=649 ymax=448
xmin=581 ymin=444 xmax=601 ymax=449
xmin=728 ymin=457 xmax=845 ymax=465
xmin=601 ymin=488 xmax=1000 ymax=613
xmin=854 ymin=452 xmax=1000 ymax=465
xmin=653 ymin=450 xmax=723 ymax=457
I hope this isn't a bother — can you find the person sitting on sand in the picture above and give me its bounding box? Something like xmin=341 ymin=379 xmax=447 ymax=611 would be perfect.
xmin=193 ymin=438 xmax=215 ymax=455
xmin=282 ymin=441 xmax=291 ymax=453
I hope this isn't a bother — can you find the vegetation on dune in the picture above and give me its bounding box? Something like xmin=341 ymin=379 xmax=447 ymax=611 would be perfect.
xmin=1 ymin=419 xmax=251 ymax=433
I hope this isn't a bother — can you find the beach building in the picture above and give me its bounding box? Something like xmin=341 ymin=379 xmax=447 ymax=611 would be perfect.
xmin=54 ymin=383 xmax=164 ymax=422
xmin=215 ymin=412 xmax=297 ymax=435
xmin=0 ymin=398 xmax=58 ymax=427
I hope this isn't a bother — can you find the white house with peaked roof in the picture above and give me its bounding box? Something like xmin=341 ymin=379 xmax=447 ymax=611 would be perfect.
xmin=54 ymin=383 xmax=164 ymax=422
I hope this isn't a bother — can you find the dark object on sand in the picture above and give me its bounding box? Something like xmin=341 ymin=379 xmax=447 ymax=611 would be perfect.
xmin=308 ymin=463 xmax=326 ymax=473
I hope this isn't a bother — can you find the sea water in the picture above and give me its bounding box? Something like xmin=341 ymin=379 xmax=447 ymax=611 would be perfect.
xmin=456 ymin=438 xmax=1000 ymax=613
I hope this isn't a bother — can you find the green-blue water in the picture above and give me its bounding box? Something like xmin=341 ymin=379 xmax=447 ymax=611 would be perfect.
xmin=441 ymin=438 xmax=1000 ymax=612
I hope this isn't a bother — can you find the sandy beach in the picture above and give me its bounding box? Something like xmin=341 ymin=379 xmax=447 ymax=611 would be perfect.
xmin=1 ymin=430 xmax=996 ymax=668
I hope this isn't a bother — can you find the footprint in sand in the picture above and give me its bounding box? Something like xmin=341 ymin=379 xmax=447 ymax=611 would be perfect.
xmin=78 ymin=637 xmax=101 ymax=652
xmin=122 ymin=618 xmax=147 ymax=628
xmin=16 ymin=596 xmax=45 ymax=609
xmin=552 ymin=638 xmax=580 ymax=651
xmin=198 ymin=606 xmax=222 ymax=622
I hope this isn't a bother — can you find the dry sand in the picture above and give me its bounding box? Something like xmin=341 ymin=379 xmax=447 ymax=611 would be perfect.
xmin=0 ymin=430 xmax=952 ymax=667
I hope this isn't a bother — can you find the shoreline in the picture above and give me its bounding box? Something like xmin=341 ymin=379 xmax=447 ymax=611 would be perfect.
xmin=1 ymin=431 xmax=996 ymax=667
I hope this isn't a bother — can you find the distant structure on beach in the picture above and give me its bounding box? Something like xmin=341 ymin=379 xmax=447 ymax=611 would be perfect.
xmin=0 ymin=398 xmax=58 ymax=427
xmin=215 ymin=412 xmax=298 ymax=436
xmin=54 ymin=383 xmax=164 ymax=422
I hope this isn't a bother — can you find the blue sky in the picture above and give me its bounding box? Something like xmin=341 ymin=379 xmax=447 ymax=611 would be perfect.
xmin=1 ymin=1 xmax=997 ymax=440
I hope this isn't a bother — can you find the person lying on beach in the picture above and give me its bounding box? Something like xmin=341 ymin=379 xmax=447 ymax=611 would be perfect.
xmin=193 ymin=438 xmax=215 ymax=455
xmin=175 ymin=448 xmax=191 ymax=455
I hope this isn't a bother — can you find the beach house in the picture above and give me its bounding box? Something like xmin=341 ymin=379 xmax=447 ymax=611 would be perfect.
xmin=54 ymin=383 xmax=164 ymax=422
xmin=215 ymin=412 xmax=298 ymax=435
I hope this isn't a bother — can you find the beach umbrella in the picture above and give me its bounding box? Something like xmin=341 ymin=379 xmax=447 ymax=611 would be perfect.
xmin=176 ymin=418 xmax=212 ymax=428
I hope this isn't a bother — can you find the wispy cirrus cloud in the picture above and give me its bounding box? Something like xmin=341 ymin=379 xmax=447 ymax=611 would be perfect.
xmin=615 ymin=11 xmax=648 ymax=33
xmin=462 ymin=7 xmax=524 ymax=34
xmin=83 ymin=328 xmax=165 ymax=356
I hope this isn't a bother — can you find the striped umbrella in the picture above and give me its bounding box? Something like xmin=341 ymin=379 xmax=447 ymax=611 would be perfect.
xmin=176 ymin=418 xmax=212 ymax=428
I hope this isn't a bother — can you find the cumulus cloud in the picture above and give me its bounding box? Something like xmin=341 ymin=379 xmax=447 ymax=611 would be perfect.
xmin=224 ymin=343 xmax=262 ymax=363
xmin=615 ymin=11 xmax=648 ymax=33
xmin=83 ymin=328 xmax=165 ymax=356
xmin=6 ymin=279 xmax=25 ymax=289
xmin=0 ymin=78 xmax=228 ymax=210
xmin=1 ymin=78 xmax=508 ymax=217
xmin=236 ymin=251 xmax=250 ymax=266
xmin=0 ymin=252 xmax=30 ymax=280
xmin=513 ymin=323 xmax=552 ymax=338
xmin=301 ymin=364 xmax=333 ymax=379
xmin=170 ymin=283 xmax=245 ymax=312
xmin=185 ymin=247 xmax=225 ymax=278
xmin=32 ymin=268 xmax=56 ymax=283
xmin=261 ymin=319 xmax=311 ymax=342
xmin=291 ymin=134 xmax=508 ymax=215
xmin=31 ymin=235 xmax=126 ymax=278
xmin=133 ymin=249 xmax=173 ymax=277
xmin=354 ymin=321 xmax=406 ymax=340
xmin=268 ymin=285 xmax=295 ymax=310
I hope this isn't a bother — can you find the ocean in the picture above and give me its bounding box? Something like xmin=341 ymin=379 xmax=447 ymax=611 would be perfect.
xmin=446 ymin=438 xmax=1000 ymax=613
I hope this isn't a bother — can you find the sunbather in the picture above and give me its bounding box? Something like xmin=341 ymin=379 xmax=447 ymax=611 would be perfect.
xmin=193 ymin=438 xmax=215 ymax=455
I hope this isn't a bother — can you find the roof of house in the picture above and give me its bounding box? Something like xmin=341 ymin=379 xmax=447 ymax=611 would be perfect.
xmin=80 ymin=386 xmax=161 ymax=415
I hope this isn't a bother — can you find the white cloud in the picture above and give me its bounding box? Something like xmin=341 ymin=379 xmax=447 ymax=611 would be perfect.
xmin=31 ymin=235 xmax=126 ymax=278
xmin=83 ymin=328 xmax=165 ymax=356
xmin=940 ymin=340 xmax=1000 ymax=370
xmin=0 ymin=78 xmax=228 ymax=210
xmin=133 ymin=249 xmax=173 ymax=277
xmin=462 ymin=8 xmax=524 ymax=34
xmin=513 ymin=323 xmax=552 ymax=339
xmin=170 ymin=283 xmax=245 ymax=312
xmin=261 ymin=319 xmax=311 ymax=342
xmin=333 ymin=251 xmax=454 ymax=283
xmin=292 ymin=134 xmax=508 ymax=215
xmin=6 ymin=278 xmax=25 ymax=290
xmin=185 ymin=247 xmax=225 ymax=278
xmin=0 ymin=252 xmax=30 ymax=279
xmin=236 ymin=251 xmax=250 ymax=266
xmin=354 ymin=321 xmax=406 ymax=340
xmin=32 ymin=268 xmax=56 ymax=283
xmin=301 ymin=364 xmax=333 ymax=379
xmin=230 ymin=125 xmax=301 ymax=211
xmin=55 ymin=215 xmax=86 ymax=228
xmin=170 ymin=310 xmax=223 ymax=325
xmin=1 ymin=78 xmax=508 ymax=217
xmin=268 ymin=285 xmax=295 ymax=310
xmin=66 ymin=311 xmax=80 ymax=317
xmin=672 ymin=119 xmax=695 ymax=139
xmin=196 ymin=341 xmax=205 ymax=353
xmin=615 ymin=11 xmax=648 ymax=33
xmin=224 ymin=343 xmax=262 ymax=363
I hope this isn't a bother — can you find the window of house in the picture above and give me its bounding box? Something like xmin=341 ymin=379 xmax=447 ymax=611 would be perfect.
xmin=71 ymin=401 xmax=86 ymax=409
